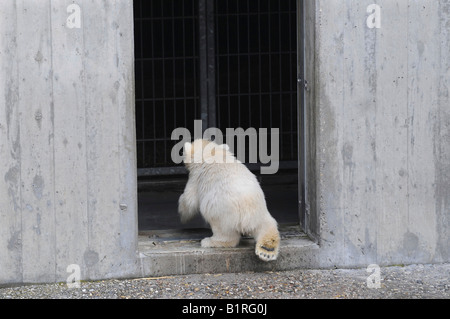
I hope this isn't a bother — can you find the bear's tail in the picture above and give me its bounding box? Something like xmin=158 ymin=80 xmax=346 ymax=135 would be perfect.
xmin=255 ymin=221 xmax=280 ymax=262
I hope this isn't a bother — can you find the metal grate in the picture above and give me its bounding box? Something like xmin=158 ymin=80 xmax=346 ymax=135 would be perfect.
xmin=215 ymin=0 xmax=298 ymax=163
xmin=134 ymin=0 xmax=200 ymax=172
xmin=134 ymin=0 xmax=298 ymax=175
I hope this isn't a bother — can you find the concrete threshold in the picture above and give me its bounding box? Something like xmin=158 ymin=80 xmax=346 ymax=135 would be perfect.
xmin=138 ymin=225 xmax=319 ymax=277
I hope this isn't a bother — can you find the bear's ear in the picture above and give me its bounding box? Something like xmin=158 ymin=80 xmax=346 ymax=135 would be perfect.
xmin=219 ymin=144 xmax=230 ymax=151
xmin=183 ymin=142 xmax=192 ymax=155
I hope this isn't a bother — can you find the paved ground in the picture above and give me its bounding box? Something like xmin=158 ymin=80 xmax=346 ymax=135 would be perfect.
xmin=1 ymin=263 xmax=449 ymax=299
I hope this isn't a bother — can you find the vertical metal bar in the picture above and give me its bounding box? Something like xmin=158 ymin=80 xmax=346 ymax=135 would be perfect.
xmin=268 ymin=5 xmax=273 ymax=128
xmin=138 ymin=0 xmax=146 ymax=167
xmin=247 ymin=0 xmax=252 ymax=128
xmin=237 ymin=3 xmax=241 ymax=126
xmin=182 ymin=1 xmax=187 ymax=129
xmin=290 ymin=0 xmax=296 ymax=160
xmin=297 ymin=0 xmax=307 ymax=230
xmin=172 ymin=1 xmax=177 ymax=133
xmin=258 ymin=0 xmax=262 ymax=129
xmin=193 ymin=0 xmax=199 ymax=120
xmin=288 ymin=0 xmax=293 ymax=159
xmin=215 ymin=0 xmax=221 ymax=129
xmin=198 ymin=0 xmax=208 ymax=132
xmin=162 ymin=2 xmax=167 ymax=165
xmin=226 ymin=0 xmax=231 ymax=129
xmin=278 ymin=0 xmax=283 ymax=160
xmin=206 ymin=0 xmax=216 ymax=128
xmin=151 ymin=0 xmax=157 ymax=166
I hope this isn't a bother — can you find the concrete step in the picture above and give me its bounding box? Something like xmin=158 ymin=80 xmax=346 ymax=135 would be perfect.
xmin=138 ymin=225 xmax=319 ymax=277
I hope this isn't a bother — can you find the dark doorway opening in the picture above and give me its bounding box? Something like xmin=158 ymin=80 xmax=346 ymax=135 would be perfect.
xmin=134 ymin=0 xmax=300 ymax=231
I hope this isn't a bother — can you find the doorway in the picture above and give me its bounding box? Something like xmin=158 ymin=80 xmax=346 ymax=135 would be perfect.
xmin=134 ymin=0 xmax=300 ymax=231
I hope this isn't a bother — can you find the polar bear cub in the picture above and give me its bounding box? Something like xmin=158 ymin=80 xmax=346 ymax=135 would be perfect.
xmin=178 ymin=139 xmax=280 ymax=261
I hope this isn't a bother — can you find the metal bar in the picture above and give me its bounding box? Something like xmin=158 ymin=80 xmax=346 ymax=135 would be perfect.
xmin=151 ymin=0 xmax=157 ymax=166
xmin=289 ymin=0 xmax=293 ymax=159
xmin=135 ymin=16 xmax=198 ymax=21
xmin=237 ymin=3 xmax=241 ymax=127
xmin=268 ymin=8 xmax=273 ymax=129
xmin=226 ymin=0 xmax=231 ymax=129
xmin=172 ymin=1 xmax=177 ymax=133
xmin=206 ymin=0 xmax=216 ymax=128
xmin=137 ymin=161 xmax=299 ymax=177
xmin=213 ymin=11 xmax=295 ymax=17
xmin=138 ymin=138 xmax=178 ymax=142
xmin=192 ymin=0 xmax=199 ymax=121
xmin=161 ymin=2 xmax=167 ymax=165
xmin=258 ymin=0 xmax=262 ymax=129
xmin=215 ymin=51 xmax=297 ymax=57
xmin=215 ymin=0 xmax=221 ymax=129
xmin=247 ymin=0 xmax=252 ymax=128
xmin=136 ymin=96 xmax=201 ymax=102
xmin=182 ymin=1 xmax=187 ymax=129
xmin=138 ymin=0 xmax=146 ymax=167
xmin=138 ymin=166 xmax=188 ymax=176
xmin=290 ymin=0 xmax=295 ymax=160
xmin=198 ymin=0 xmax=208 ymax=132
xmin=215 ymin=90 xmax=296 ymax=97
xmin=279 ymin=0 xmax=284 ymax=159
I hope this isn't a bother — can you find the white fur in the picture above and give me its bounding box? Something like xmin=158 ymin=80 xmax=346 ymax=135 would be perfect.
xmin=178 ymin=139 xmax=280 ymax=261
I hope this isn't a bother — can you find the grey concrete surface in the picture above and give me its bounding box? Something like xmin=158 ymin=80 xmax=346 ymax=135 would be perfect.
xmin=302 ymin=0 xmax=450 ymax=268
xmin=1 ymin=263 xmax=449 ymax=299
xmin=0 ymin=0 xmax=138 ymax=285
xmin=138 ymin=225 xmax=318 ymax=277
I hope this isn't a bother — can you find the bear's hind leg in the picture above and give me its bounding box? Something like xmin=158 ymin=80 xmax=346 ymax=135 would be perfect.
xmin=201 ymin=223 xmax=240 ymax=248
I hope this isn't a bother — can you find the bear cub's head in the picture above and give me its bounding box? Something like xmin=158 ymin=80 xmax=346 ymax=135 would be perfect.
xmin=183 ymin=139 xmax=234 ymax=169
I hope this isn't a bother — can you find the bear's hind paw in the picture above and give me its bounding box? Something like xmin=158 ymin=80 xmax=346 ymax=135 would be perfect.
xmin=255 ymin=244 xmax=279 ymax=261
xmin=201 ymin=237 xmax=239 ymax=248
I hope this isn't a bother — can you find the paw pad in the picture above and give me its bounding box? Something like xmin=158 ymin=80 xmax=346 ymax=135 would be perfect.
xmin=255 ymin=244 xmax=278 ymax=262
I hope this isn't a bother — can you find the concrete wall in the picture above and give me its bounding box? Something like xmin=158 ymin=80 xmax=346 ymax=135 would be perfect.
xmin=304 ymin=0 xmax=450 ymax=267
xmin=0 ymin=0 xmax=138 ymax=285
